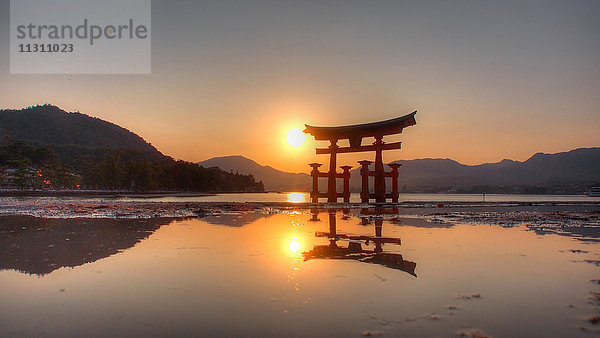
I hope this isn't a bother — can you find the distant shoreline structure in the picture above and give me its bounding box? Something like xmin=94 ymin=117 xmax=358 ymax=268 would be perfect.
xmin=585 ymin=187 xmax=600 ymax=197
xmin=0 ymin=190 xmax=219 ymax=198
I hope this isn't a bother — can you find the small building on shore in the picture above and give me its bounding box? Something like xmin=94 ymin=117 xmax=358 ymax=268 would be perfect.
xmin=0 ymin=168 xmax=45 ymax=190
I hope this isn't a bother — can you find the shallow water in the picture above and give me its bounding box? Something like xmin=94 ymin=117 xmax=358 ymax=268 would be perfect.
xmin=110 ymin=192 xmax=600 ymax=203
xmin=1 ymin=212 xmax=599 ymax=336
xmin=107 ymin=192 xmax=600 ymax=203
xmin=5 ymin=192 xmax=600 ymax=204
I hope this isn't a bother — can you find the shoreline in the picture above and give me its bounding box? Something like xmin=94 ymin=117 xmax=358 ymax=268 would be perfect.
xmin=1 ymin=189 xmax=596 ymax=197
xmin=0 ymin=190 xmax=218 ymax=198
xmin=0 ymin=200 xmax=598 ymax=228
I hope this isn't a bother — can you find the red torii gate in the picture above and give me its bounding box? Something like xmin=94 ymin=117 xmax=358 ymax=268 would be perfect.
xmin=304 ymin=111 xmax=417 ymax=203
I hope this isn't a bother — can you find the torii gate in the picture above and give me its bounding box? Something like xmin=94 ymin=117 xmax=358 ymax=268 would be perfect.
xmin=304 ymin=111 xmax=417 ymax=203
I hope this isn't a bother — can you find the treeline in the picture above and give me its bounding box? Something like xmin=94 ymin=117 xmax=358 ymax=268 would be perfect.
xmin=80 ymin=150 xmax=264 ymax=192
xmin=0 ymin=137 xmax=264 ymax=192
xmin=0 ymin=138 xmax=58 ymax=168
xmin=0 ymin=137 xmax=78 ymax=189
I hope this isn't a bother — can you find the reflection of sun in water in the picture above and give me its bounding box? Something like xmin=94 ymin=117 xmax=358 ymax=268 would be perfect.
xmin=287 ymin=236 xmax=303 ymax=292
xmin=289 ymin=237 xmax=301 ymax=253
xmin=287 ymin=192 xmax=306 ymax=203
xmin=286 ymin=128 xmax=305 ymax=147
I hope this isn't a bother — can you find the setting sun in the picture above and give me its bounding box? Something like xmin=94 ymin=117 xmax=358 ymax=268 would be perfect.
xmin=286 ymin=128 xmax=305 ymax=147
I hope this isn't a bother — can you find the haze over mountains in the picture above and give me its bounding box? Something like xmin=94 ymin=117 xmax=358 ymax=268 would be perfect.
xmin=200 ymin=156 xmax=311 ymax=191
xmin=200 ymin=148 xmax=600 ymax=193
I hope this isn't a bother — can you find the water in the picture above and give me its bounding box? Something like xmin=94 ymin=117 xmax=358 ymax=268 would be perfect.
xmin=1 ymin=212 xmax=599 ymax=336
xmin=11 ymin=192 xmax=599 ymax=203
xmin=115 ymin=192 xmax=600 ymax=203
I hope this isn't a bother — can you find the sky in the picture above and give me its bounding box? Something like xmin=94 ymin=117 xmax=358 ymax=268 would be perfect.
xmin=0 ymin=0 xmax=599 ymax=173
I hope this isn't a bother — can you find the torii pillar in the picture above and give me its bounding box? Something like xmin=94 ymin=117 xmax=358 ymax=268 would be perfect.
xmin=309 ymin=163 xmax=322 ymax=203
xmin=340 ymin=165 xmax=352 ymax=203
xmin=359 ymin=160 xmax=372 ymax=203
xmin=327 ymin=140 xmax=338 ymax=202
xmin=373 ymin=136 xmax=386 ymax=203
xmin=388 ymin=163 xmax=401 ymax=203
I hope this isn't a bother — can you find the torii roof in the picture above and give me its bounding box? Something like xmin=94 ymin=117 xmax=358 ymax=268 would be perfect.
xmin=303 ymin=111 xmax=417 ymax=141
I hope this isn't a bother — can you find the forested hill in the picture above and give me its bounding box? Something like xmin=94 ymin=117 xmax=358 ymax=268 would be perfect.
xmin=0 ymin=105 xmax=264 ymax=192
xmin=0 ymin=105 xmax=165 ymax=163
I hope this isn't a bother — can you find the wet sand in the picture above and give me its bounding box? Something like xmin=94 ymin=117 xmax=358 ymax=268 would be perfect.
xmin=0 ymin=198 xmax=598 ymax=228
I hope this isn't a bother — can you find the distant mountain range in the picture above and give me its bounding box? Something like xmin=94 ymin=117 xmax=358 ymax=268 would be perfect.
xmin=199 ymin=156 xmax=311 ymax=191
xmin=200 ymin=148 xmax=600 ymax=193
xmin=385 ymin=148 xmax=600 ymax=189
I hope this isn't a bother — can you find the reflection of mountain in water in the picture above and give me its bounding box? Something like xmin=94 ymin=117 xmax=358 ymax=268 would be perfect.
xmin=0 ymin=216 xmax=170 ymax=275
xmin=303 ymin=212 xmax=417 ymax=277
xmin=202 ymin=213 xmax=271 ymax=227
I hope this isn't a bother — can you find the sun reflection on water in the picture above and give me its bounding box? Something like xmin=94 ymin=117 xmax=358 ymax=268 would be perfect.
xmin=287 ymin=192 xmax=307 ymax=203
xmin=288 ymin=237 xmax=301 ymax=253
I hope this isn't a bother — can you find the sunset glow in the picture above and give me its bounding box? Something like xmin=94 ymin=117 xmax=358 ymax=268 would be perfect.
xmin=286 ymin=128 xmax=305 ymax=148
xmin=1 ymin=1 xmax=598 ymax=174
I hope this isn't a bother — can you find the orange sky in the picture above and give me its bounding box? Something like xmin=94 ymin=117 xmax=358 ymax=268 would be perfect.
xmin=0 ymin=1 xmax=598 ymax=173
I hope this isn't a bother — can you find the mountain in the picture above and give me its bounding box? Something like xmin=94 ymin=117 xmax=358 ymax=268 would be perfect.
xmin=201 ymin=148 xmax=600 ymax=193
xmin=199 ymin=156 xmax=311 ymax=191
xmin=374 ymin=148 xmax=600 ymax=191
xmin=0 ymin=105 xmax=166 ymax=165
xmin=0 ymin=105 xmax=264 ymax=192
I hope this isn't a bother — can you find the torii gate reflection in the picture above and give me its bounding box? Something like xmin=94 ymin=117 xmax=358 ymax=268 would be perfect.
xmin=302 ymin=210 xmax=417 ymax=277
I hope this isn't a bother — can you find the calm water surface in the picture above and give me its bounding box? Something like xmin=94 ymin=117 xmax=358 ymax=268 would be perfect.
xmin=116 ymin=192 xmax=600 ymax=203
xmin=21 ymin=192 xmax=600 ymax=203
xmin=5 ymin=193 xmax=599 ymax=207
xmin=1 ymin=212 xmax=599 ymax=336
